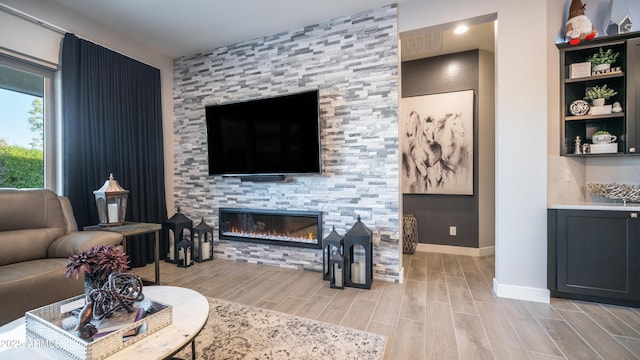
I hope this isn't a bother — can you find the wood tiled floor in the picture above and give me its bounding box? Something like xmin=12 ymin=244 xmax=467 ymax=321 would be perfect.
xmin=133 ymin=252 xmax=640 ymax=359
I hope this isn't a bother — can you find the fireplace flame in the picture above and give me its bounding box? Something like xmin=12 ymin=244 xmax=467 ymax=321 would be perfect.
xmin=223 ymin=228 xmax=317 ymax=244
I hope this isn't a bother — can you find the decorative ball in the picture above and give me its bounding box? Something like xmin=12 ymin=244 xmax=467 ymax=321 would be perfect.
xmin=61 ymin=316 xmax=79 ymax=331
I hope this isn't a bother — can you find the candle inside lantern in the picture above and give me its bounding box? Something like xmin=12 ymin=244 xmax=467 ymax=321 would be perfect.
xmin=179 ymin=247 xmax=184 ymax=261
xmin=202 ymin=241 xmax=211 ymax=260
xmin=168 ymin=232 xmax=175 ymax=260
xmin=351 ymin=262 xmax=360 ymax=283
xmin=333 ymin=263 xmax=343 ymax=288
xmin=107 ymin=203 xmax=118 ymax=223
xmin=359 ymin=259 xmax=366 ymax=284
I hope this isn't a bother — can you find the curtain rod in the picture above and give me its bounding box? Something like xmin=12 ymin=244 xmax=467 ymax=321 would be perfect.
xmin=0 ymin=3 xmax=67 ymax=35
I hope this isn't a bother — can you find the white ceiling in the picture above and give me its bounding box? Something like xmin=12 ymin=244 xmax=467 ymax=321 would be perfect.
xmin=400 ymin=21 xmax=495 ymax=62
xmin=41 ymin=0 xmax=414 ymax=58
xmin=3 ymin=0 xmax=494 ymax=60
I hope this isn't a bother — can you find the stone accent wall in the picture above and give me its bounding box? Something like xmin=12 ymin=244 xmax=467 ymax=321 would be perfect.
xmin=172 ymin=5 xmax=400 ymax=282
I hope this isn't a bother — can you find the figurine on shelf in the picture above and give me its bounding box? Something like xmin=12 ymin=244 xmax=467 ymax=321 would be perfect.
xmin=612 ymin=101 xmax=623 ymax=113
xmin=574 ymin=135 xmax=582 ymax=154
xmin=566 ymin=0 xmax=597 ymax=45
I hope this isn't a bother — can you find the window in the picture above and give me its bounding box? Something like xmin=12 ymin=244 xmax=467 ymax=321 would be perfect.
xmin=0 ymin=55 xmax=56 ymax=189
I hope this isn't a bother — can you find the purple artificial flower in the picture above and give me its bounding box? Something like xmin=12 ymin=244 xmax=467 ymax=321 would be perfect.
xmin=65 ymin=244 xmax=129 ymax=281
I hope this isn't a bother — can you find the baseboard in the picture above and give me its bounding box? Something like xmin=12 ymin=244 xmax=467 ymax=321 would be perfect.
xmin=493 ymin=278 xmax=550 ymax=303
xmin=415 ymin=243 xmax=495 ymax=257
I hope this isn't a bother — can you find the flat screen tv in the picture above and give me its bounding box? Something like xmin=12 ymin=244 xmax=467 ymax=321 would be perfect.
xmin=206 ymin=90 xmax=321 ymax=177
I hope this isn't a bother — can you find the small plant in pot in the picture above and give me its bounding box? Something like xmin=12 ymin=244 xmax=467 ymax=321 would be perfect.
xmin=587 ymin=48 xmax=620 ymax=73
xmin=584 ymin=84 xmax=617 ymax=106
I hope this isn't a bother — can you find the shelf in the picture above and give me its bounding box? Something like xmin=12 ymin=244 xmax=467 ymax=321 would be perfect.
xmin=565 ymin=71 xmax=624 ymax=83
xmin=560 ymin=33 xmax=640 ymax=157
xmin=564 ymin=153 xmax=625 ymax=158
xmin=565 ymin=112 xmax=624 ymax=121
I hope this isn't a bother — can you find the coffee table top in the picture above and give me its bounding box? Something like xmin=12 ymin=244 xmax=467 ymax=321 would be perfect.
xmin=0 ymin=286 xmax=208 ymax=359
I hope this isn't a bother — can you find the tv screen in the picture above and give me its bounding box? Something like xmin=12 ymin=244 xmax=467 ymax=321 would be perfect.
xmin=206 ymin=90 xmax=321 ymax=176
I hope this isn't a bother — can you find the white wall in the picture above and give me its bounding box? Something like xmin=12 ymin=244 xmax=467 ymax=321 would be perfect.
xmin=400 ymin=0 xmax=553 ymax=302
xmin=478 ymin=49 xmax=495 ymax=250
xmin=0 ymin=1 xmax=175 ymax=209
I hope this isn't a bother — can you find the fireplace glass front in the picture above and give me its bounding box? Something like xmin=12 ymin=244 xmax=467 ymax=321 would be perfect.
xmin=219 ymin=208 xmax=322 ymax=249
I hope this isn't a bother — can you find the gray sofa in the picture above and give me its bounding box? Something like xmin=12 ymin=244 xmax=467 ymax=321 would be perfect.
xmin=0 ymin=188 xmax=123 ymax=325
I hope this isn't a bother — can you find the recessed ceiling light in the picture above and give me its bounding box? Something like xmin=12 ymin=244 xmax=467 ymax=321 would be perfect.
xmin=454 ymin=25 xmax=468 ymax=34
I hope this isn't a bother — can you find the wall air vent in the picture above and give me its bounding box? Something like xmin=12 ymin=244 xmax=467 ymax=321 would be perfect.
xmin=401 ymin=32 xmax=443 ymax=55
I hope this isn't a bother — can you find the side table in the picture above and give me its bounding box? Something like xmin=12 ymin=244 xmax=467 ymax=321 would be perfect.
xmin=84 ymin=222 xmax=162 ymax=285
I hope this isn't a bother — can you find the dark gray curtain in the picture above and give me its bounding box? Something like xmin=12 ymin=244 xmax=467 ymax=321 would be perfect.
xmin=61 ymin=33 xmax=168 ymax=267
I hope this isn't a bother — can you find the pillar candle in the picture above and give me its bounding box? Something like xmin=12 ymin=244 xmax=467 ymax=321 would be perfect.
xmin=334 ymin=264 xmax=343 ymax=288
xmin=351 ymin=262 xmax=360 ymax=283
xmin=359 ymin=259 xmax=366 ymax=284
xmin=202 ymin=242 xmax=211 ymax=260
xmin=107 ymin=203 xmax=118 ymax=223
xmin=168 ymin=233 xmax=174 ymax=260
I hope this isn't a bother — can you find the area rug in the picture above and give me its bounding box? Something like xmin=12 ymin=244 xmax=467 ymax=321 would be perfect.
xmin=174 ymin=297 xmax=387 ymax=360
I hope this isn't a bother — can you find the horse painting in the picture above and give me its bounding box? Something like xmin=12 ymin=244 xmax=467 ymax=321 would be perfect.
xmin=400 ymin=90 xmax=473 ymax=195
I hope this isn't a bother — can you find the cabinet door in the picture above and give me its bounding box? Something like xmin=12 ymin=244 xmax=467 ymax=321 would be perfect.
xmin=556 ymin=210 xmax=639 ymax=300
xmin=626 ymin=38 xmax=640 ymax=153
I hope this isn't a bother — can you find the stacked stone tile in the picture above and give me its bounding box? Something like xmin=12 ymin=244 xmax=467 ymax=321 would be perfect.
xmin=173 ymin=5 xmax=400 ymax=282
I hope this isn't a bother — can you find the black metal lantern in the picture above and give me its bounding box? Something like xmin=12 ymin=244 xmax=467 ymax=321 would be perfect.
xmin=329 ymin=249 xmax=345 ymax=289
xmin=93 ymin=173 xmax=129 ymax=226
xmin=322 ymin=226 xmax=344 ymax=281
xmin=344 ymin=215 xmax=373 ymax=289
xmin=193 ymin=217 xmax=213 ymax=262
xmin=163 ymin=206 xmax=193 ymax=264
xmin=176 ymin=233 xmax=194 ymax=268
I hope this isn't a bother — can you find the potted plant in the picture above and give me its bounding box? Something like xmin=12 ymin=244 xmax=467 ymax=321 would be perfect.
xmin=584 ymin=84 xmax=617 ymax=106
xmin=65 ymin=244 xmax=130 ymax=297
xmin=587 ymin=48 xmax=620 ymax=73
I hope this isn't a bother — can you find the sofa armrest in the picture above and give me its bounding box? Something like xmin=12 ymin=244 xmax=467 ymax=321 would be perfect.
xmin=58 ymin=196 xmax=79 ymax=233
xmin=47 ymin=231 xmax=123 ymax=258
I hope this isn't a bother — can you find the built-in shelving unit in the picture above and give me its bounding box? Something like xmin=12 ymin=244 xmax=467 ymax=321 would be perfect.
xmin=558 ymin=32 xmax=640 ymax=156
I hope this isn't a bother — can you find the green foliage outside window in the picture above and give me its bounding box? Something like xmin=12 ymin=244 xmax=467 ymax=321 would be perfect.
xmin=0 ymin=98 xmax=44 ymax=188
xmin=0 ymin=144 xmax=44 ymax=188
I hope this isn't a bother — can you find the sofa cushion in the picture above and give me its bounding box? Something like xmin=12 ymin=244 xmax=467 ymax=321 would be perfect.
xmin=0 ymin=189 xmax=66 ymax=231
xmin=0 ymin=258 xmax=82 ymax=324
xmin=48 ymin=231 xmax=122 ymax=259
xmin=0 ymin=189 xmax=66 ymax=265
xmin=0 ymin=228 xmax=67 ymax=266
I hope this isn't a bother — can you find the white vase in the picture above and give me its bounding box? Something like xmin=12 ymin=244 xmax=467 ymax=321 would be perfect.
xmin=592 ymin=63 xmax=611 ymax=73
xmin=592 ymin=98 xmax=605 ymax=107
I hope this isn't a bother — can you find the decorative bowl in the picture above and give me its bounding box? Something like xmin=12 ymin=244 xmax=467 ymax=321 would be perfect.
xmin=569 ymin=100 xmax=590 ymax=116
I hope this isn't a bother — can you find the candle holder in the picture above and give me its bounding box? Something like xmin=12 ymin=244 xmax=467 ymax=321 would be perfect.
xmin=93 ymin=173 xmax=128 ymax=227
xmin=163 ymin=207 xmax=193 ymax=264
xmin=344 ymin=215 xmax=373 ymax=289
xmin=329 ymin=249 xmax=345 ymax=289
xmin=193 ymin=217 xmax=213 ymax=262
xmin=322 ymin=226 xmax=344 ymax=281
xmin=176 ymin=234 xmax=194 ymax=268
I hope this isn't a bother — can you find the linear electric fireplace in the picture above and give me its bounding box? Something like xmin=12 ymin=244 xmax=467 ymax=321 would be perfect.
xmin=219 ymin=208 xmax=322 ymax=249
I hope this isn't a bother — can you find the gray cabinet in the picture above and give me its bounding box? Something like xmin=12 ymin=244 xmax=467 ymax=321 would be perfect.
xmin=548 ymin=209 xmax=640 ymax=304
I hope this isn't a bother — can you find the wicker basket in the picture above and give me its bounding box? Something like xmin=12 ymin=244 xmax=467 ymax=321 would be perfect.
xmin=25 ymin=295 xmax=172 ymax=360
xmin=403 ymin=214 xmax=418 ymax=254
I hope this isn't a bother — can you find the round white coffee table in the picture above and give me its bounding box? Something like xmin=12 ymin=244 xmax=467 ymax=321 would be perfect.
xmin=0 ymin=286 xmax=208 ymax=359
